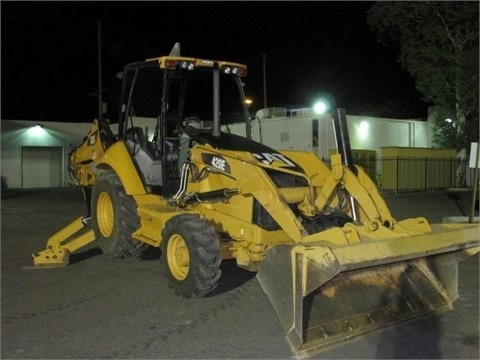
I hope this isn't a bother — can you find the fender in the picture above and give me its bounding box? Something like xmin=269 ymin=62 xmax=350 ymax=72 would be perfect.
xmin=96 ymin=141 xmax=147 ymax=195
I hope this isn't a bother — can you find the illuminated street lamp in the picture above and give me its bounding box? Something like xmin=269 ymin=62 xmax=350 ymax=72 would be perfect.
xmin=28 ymin=124 xmax=47 ymax=137
xmin=245 ymin=98 xmax=253 ymax=107
xmin=313 ymin=99 xmax=329 ymax=114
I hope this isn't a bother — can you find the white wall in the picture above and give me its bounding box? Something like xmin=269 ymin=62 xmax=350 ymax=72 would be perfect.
xmin=0 ymin=117 xmax=165 ymax=189
xmin=223 ymin=108 xmax=431 ymax=160
xmin=1 ymin=111 xmax=431 ymax=189
xmin=1 ymin=120 xmax=91 ymax=188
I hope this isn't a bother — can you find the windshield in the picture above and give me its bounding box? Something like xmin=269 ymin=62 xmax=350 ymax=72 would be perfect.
xmin=122 ymin=65 xmax=247 ymax=137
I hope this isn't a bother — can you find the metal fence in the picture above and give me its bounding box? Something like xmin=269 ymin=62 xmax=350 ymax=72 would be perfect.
xmin=362 ymin=157 xmax=470 ymax=192
xmin=322 ymin=157 xmax=473 ymax=192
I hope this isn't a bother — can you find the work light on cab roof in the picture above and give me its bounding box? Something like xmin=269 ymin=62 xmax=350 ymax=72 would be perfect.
xmin=155 ymin=55 xmax=247 ymax=77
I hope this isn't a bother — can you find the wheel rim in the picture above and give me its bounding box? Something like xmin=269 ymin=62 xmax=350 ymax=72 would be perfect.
xmin=167 ymin=234 xmax=190 ymax=280
xmin=97 ymin=191 xmax=114 ymax=237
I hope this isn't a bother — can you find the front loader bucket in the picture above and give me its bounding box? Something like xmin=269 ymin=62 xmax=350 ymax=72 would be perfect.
xmin=257 ymin=223 xmax=479 ymax=358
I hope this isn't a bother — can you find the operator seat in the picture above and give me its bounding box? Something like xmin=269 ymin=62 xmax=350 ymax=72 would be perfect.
xmin=125 ymin=127 xmax=148 ymax=152
xmin=124 ymin=127 xmax=163 ymax=192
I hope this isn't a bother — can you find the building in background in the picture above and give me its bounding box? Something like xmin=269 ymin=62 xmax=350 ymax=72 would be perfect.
xmin=224 ymin=107 xmax=432 ymax=160
xmin=1 ymin=109 xmax=467 ymax=191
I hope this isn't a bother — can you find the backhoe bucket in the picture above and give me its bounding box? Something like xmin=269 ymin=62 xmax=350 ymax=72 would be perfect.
xmin=257 ymin=223 xmax=479 ymax=358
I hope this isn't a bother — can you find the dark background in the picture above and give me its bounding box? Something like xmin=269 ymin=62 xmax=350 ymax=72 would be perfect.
xmin=1 ymin=1 xmax=431 ymax=123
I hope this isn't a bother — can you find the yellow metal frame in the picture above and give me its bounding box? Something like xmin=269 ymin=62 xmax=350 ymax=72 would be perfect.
xmin=32 ymin=217 xmax=95 ymax=267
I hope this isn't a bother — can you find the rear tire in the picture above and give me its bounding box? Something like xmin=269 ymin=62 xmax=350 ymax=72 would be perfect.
xmin=92 ymin=170 xmax=146 ymax=258
xmin=161 ymin=213 xmax=221 ymax=297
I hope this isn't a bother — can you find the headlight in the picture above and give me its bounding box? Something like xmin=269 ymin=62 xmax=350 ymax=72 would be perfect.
xmin=223 ymin=66 xmax=240 ymax=75
xmin=180 ymin=61 xmax=195 ymax=70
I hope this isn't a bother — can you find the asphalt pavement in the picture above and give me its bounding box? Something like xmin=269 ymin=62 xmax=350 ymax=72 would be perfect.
xmin=1 ymin=187 xmax=479 ymax=359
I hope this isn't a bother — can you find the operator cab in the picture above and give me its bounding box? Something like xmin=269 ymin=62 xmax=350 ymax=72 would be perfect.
xmin=115 ymin=45 xmax=249 ymax=197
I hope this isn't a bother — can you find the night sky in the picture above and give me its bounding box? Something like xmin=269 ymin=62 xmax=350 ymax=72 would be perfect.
xmin=1 ymin=1 xmax=431 ymax=123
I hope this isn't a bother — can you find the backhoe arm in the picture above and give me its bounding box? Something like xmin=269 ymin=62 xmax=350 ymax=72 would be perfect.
xmin=68 ymin=119 xmax=116 ymax=186
xmin=33 ymin=119 xmax=116 ymax=267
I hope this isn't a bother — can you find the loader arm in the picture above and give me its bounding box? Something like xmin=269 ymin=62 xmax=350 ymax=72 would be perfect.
xmin=309 ymin=108 xmax=395 ymax=229
xmin=314 ymin=153 xmax=396 ymax=229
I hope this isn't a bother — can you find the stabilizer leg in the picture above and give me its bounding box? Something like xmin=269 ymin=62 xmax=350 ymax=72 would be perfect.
xmin=32 ymin=217 xmax=95 ymax=267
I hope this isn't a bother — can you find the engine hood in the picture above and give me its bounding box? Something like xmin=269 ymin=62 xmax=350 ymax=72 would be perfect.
xmin=187 ymin=129 xmax=303 ymax=171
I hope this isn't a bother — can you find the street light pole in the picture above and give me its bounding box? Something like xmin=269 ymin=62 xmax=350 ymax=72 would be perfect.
xmin=97 ymin=20 xmax=103 ymax=120
xmin=263 ymin=53 xmax=267 ymax=109
xmin=245 ymin=98 xmax=252 ymax=140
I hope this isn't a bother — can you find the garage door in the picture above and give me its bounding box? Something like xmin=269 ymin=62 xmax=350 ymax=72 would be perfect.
xmin=21 ymin=146 xmax=63 ymax=188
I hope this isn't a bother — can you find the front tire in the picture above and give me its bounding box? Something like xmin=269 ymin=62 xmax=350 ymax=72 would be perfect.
xmin=161 ymin=213 xmax=222 ymax=298
xmin=92 ymin=170 xmax=146 ymax=258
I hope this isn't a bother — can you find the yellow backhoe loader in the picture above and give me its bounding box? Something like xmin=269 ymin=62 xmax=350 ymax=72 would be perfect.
xmin=33 ymin=43 xmax=479 ymax=358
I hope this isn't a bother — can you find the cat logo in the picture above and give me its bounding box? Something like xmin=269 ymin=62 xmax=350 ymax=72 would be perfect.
xmin=202 ymin=153 xmax=231 ymax=174
xmin=253 ymin=153 xmax=295 ymax=167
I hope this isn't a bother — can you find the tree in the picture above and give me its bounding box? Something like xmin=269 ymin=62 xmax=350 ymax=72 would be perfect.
xmin=367 ymin=1 xmax=479 ymax=156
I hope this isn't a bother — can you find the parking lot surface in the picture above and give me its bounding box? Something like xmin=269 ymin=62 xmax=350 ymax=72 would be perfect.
xmin=1 ymin=187 xmax=478 ymax=359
